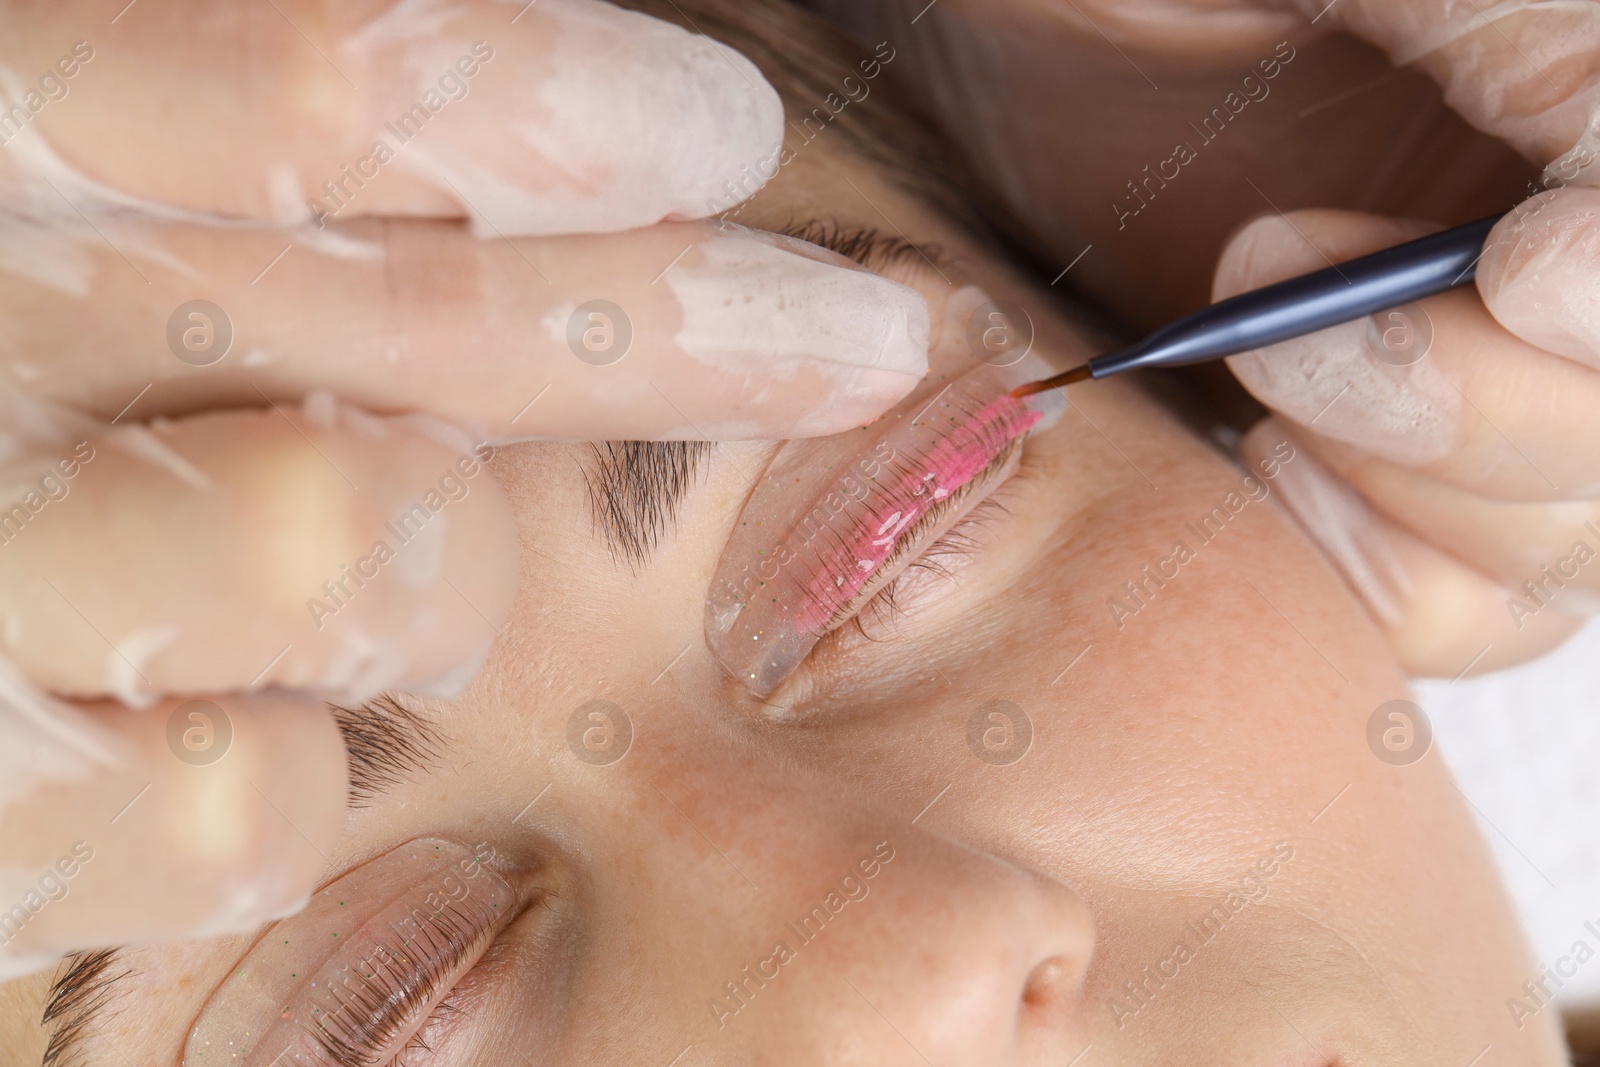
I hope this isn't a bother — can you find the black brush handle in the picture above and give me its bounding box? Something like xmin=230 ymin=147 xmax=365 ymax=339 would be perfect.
xmin=1089 ymin=213 xmax=1503 ymax=378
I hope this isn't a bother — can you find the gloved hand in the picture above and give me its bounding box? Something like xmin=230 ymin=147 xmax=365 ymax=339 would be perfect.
xmin=808 ymin=0 xmax=1599 ymax=676
xmin=0 ymin=0 xmax=929 ymax=980
xmin=1221 ymin=1 xmax=1600 ymax=677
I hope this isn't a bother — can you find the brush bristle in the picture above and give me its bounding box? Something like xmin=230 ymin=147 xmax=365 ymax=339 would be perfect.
xmin=1009 ymin=364 xmax=1091 ymax=398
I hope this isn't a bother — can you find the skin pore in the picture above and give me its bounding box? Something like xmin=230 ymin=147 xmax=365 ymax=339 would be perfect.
xmin=0 ymin=3 xmax=1571 ymax=1064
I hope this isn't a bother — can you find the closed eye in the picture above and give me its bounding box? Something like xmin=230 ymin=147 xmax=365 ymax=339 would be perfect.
xmin=854 ymin=469 xmax=1018 ymax=635
xmin=817 ymin=436 xmax=1023 ymax=636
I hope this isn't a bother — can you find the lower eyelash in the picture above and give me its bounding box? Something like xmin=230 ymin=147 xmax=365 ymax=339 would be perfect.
xmin=859 ymin=494 xmax=1011 ymax=632
xmin=309 ymin=901 xmax=495 ymax=1067
xmin=392 ymin=991 xmax=469 ymax=1067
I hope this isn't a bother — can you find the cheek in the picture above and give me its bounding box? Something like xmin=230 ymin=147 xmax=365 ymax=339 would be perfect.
xmin=753 ymin=381 xmax=1412 ymax=894
xmin=1036 ymin=509 xmax=1403 ymax=890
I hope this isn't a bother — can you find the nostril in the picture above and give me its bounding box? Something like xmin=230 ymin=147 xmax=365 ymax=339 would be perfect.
xmin=1020 ymin=955 xmax=1075 ymax=1012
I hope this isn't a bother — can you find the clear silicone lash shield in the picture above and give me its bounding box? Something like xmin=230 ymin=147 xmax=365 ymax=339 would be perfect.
xmin=705 ymin=363 xmax=1063 ymax=697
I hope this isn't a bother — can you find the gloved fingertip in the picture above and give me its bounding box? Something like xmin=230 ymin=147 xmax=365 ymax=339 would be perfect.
xmin=1213 ymin=212 xmax=1300 ymax=301
xmin=1215 ymin=210 xmax=1440 ymax=301
xmin=0 ymin=694 xmax=346 ymax=974
xmin=1477 ymin=186 xmax=1600 ymax=370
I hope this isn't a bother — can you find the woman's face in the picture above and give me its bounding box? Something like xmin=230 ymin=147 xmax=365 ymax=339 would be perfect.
xmin=4 ymin=94 xmax=1566 ymax=1067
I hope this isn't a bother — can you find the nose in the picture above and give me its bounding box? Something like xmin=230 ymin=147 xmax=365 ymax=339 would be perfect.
xmin=818 ymin=831 xmax=1094 ymax=1066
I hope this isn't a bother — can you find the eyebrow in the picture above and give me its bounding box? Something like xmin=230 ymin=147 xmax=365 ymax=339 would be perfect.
xmin=329 ymin=694 xmax=448 ymax=807
xmin=581 ymin=441 xmax=712 ymax=568
xmin=40 ymin=949 xmax=130 ymax=1067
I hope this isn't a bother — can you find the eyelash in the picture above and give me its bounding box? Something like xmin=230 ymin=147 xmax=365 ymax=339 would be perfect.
xmin=777 ymin=219 xmax=1026 ymax=641
xmin=808 ymin=427 xmax=1027 ymax=636
xmin=779 ymin=220 xmax=941 ymax=275
xmin=860 ymin=487 xmax=1013 ymax=632
xmin=308 ymin=901 xmax=493 ymax=1067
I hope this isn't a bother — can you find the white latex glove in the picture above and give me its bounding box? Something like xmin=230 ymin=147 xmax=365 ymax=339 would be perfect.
xmin=0 ymin=0 xmax=930 ymax=980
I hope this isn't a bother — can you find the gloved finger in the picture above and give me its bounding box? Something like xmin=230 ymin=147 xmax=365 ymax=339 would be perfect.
xmin=1478 ymin=184 xmax=1600 ymax=371
xmin=5 ymin=0 xmax=782 ymax=233
xmin=0 ymin=401 xmax=517 ymax=702
xmin=1292 ymin=428 xmax=1600 ymax=609
xmin=1293 ymin=0 xmax=1600 ymax=176
xmin=1241 ymin=420 xmax=1585 ymax=677
xmin=1219 ymin=208 xmax=1600 ymax=501
xmin=4 ymin=217 xmax=929 ymax=440
xmin=0 ymin=689 xmax=345 ymax=981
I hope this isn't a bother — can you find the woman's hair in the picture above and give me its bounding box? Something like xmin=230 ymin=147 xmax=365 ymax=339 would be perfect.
xmin=615 ymin=0 xmax=1008 ymax=243
xmin=1571 ymin=1008 xmax=1600 ymax=1065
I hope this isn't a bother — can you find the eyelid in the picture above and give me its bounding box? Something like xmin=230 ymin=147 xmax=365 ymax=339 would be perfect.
xmin=817 ymin=436 xmax=1024 ymax=636
xmin=184 ymin=839 xmax=516 ymax=1067
xmin=704 ymin=364 xmax=1063 ymax=697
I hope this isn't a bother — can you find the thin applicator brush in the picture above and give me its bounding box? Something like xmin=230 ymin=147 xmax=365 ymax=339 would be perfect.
xmin=1011 ymin=212 xmax=1504 ymax=399
xmin=1011 ymin=364 xmax=1090 ymax=398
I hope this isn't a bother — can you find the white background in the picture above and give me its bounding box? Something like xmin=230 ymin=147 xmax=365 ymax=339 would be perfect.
xmin=1422 ymin=617 xmax=1600 ymax=1008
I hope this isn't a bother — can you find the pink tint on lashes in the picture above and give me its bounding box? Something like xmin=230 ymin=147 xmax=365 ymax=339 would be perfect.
xmin=793 ymin=394 xmax=1042 ymax=633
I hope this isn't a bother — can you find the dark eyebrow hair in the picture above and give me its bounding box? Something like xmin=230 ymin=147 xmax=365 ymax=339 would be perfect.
xmin=40 ymin=949 xmax=131 ymax=1067
xmin=581 ymin=441 xmax=712 ymax=568
xmin=329 ymin=694 xmax=447 ymax=807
